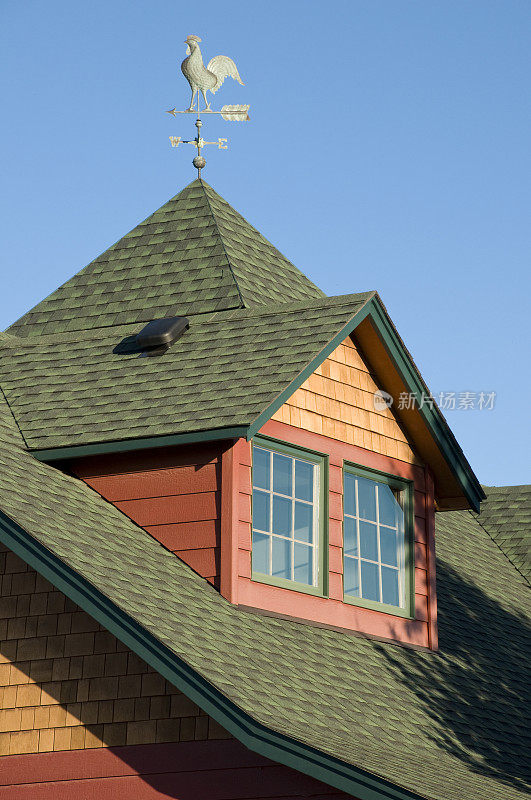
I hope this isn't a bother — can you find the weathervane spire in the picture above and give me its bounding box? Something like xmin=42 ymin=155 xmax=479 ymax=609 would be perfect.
xmin=166 ymin=34 xmax=250 ymax=178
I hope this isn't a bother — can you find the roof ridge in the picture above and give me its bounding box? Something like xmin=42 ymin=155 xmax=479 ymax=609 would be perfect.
xmin=198 ymin=179 xmax=245 ymax=309
xmin=8 ymin=180 xmax=326 ymax=337
xmin=482 ymin=484 xmax=531 ymax=491
xmin=201 ymin=181 xmax=325 ymax=307
xmin=2 ymin=293 xmax=376 ymax=348
xmin=215 ymin=291 xmax=375 ymax=319
xmin=5 ymin=181 xmax=196 ymax=336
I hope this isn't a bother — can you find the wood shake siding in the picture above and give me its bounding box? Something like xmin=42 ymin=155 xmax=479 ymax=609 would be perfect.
xmin=70 ymin=443 xmax=222 ymax=588
xmin=272 ymin=335 xmax=420 ymax=465
xmin=0 ymin=545 xmax=231 ymax=756
xmin=0 ymin=547 xmax=360 ymax=799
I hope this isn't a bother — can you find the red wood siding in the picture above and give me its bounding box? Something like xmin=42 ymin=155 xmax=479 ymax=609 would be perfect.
xmin=221 ymin=420 xmax=437 ymax=650
xmin=70 ymin=445 xmax=223 ymax=589
xmin=68 ymin=430 xmax=436 ymax=648
xmin=0 ymin=740 xmax=361 ymax=799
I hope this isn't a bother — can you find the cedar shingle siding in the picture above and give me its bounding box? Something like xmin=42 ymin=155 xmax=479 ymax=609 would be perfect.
xmin=0 ymin=545 xmax=231 ymax=755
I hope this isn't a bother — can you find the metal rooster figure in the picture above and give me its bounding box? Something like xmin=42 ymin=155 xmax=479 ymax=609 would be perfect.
xmin=181 ymin=34 xmax=244 ymax=112
xmin=166 ymin=34 xmax=250 ymax=178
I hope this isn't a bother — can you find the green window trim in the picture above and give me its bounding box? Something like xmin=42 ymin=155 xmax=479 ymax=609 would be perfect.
xmin=342 ymin=462 xmax=415 ymax=619
xmin=251 ymin=435 xmax=328 ymax=598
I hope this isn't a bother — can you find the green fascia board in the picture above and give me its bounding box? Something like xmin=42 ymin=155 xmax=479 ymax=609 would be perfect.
xmin=247 ymin=295 xmax=484 ymax=513
xmin=366 ymin=299 xmax=485 ymax=513
xmin=30 ymin=426 xmax=248 ymax=462
xmin=0 ymin=509 xmax=425 ymax=800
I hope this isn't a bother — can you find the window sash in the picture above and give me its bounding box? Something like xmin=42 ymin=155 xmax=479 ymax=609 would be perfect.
xmin=343 ymin=465 xmax=413 ymax=616
xmin=251 ymin=440 xmax=325 ymax=593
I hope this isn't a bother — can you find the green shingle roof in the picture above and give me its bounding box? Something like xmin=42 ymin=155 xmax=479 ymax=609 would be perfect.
xmin=0 ymin=294 xmax=372 ymax=451
xmin=7 ymin=179 xmax=324 ymax=338
xmin=2 ymin=178 xmax=484 ymax=511
xmin=475 ymin=485 xmax=531 ymax=582
xmin=0 ymin=383 xmax=529 ymax=800
xmin=0 ymin=176 xmax=528 ymax=798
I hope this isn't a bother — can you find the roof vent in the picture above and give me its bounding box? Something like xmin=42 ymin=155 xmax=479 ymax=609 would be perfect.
xmin=135 ymin=316 xmax=189 ymax=354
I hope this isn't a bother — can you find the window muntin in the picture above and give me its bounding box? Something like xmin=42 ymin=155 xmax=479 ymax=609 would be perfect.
xmin=343 ymin=470 xmax=409 ymax=609
xmin=252 ymin=444 xmax=321 ymax=588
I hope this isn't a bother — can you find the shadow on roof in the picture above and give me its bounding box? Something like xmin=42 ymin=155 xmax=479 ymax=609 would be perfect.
xmin=376 ymin=560 xmax=531 ymax=793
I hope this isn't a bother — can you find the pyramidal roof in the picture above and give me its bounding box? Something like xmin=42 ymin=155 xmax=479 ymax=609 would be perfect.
xmin=8 ymin=179 xmax=324 ymax=337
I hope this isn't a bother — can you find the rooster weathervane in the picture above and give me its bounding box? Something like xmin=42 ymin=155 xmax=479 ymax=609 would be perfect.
xmin=166 ymin=34 xmax=250 ymax=177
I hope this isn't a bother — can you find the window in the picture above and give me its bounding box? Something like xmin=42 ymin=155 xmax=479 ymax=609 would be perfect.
xmin=251 ymin=439 xmax=326 ymax=595
xmin=343 ymin=465 xmax=413 ymax=616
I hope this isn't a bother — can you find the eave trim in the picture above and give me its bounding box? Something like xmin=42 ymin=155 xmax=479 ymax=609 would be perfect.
xmin=0 ymin=511 xmax=424 ymax=800
xmin=29 ymin=426 xmax=248 ymax=462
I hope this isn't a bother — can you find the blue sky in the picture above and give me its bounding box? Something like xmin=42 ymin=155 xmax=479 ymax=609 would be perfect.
xmin=1 ymin=0 xmax=530 ymax=485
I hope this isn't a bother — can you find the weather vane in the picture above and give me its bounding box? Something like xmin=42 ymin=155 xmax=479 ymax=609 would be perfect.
xmin=166 ymin=34 xmax=250 ymax=178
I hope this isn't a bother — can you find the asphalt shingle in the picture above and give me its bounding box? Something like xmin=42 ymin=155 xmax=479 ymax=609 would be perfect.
xmin=475 ymin=485 xmax=531 ymax=581
xmin=0 ymin=385 xmax=528 ymax=800
xmin=0 ymin=294 xmax=372 ymax=450
xmin=7 ymin=180 xmax=324 ymax=337
xmin=0 ymin=178 xmax=527 ymax=800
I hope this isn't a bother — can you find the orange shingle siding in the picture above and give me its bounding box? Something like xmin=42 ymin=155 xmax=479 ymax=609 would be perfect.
xmin=272 ymin=336 xmax=420 ymax=465
xmin=0 ymin=544 xmax=232 ymax=755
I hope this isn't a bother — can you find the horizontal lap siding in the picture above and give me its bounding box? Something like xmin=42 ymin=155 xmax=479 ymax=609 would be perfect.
xmin=70 ymin=444 xmax=223 ymax=588
xmin=0 ymin=546 xmax=232 ymax=758
xmin=272 ymin=336 xmax=421 ymax=466
xmin=1 ymin=741 xmax=359 ymax=799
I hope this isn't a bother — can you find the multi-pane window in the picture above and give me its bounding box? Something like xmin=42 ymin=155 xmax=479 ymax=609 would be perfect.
xmin=252 ymin=443 xmax=321 ymax=588
xmin=343 ymin=469 xmax=409 ymax=609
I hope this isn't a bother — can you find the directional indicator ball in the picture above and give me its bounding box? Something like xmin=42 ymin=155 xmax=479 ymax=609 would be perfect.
xmin=193 ymin=155 xmax=206 ymax=169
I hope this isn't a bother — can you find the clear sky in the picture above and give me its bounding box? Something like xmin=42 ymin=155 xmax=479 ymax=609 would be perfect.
xmin=1 ymin=0 xmax=530 ymax=486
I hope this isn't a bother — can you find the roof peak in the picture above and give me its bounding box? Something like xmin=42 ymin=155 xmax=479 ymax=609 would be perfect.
xmin=8 ymin=180 xmax=324 ymax=337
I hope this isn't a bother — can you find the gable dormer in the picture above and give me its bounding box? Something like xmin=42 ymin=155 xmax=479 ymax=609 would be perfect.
xmin=0 ymin=181 xmax=483 ymax=653
xmin=213 ymin=323 xmax=454 ymax=650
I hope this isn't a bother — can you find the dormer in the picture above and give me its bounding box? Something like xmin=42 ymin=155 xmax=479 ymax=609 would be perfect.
xmin=0 ymin=179 xmax=484 ymax=653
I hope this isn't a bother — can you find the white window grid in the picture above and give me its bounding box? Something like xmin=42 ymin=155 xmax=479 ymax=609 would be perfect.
xmin=344 ymin=477 xmax=406 ymax=607
xmin=252 ymin=448 xmax=320 ymax=587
